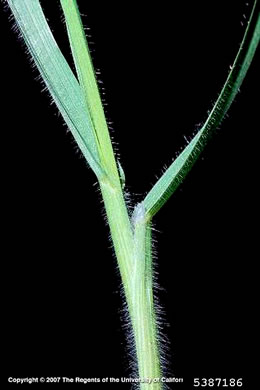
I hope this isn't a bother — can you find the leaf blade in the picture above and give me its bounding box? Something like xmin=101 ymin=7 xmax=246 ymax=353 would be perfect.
xmin=143 ymin=1 xmax=260 ymax=218
xmin=7 ymin=0 xmax=105 ymax=179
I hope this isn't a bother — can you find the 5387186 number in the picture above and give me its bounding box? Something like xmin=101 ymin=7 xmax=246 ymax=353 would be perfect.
xmin=193 ymin=378 xmax=243 ymax=387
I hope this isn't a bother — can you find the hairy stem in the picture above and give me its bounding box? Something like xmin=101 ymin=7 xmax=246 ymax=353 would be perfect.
xmin=99 ymin=178 xmax=134 ymax=299
xmin=61 ymin=0 xmax=164 ymax=383
xmin=99 ymin=183 xmax=163 ymax=387
xmin=131 ymin=205 xmax=162 ymax=388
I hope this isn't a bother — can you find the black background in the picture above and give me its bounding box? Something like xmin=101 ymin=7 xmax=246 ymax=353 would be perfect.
xmin=1 ymin=0 xmax=258 ymax=388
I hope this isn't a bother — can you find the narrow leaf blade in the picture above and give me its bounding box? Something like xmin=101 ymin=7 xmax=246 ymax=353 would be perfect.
xmin=8 ymin=0 xmax=104 ymax=179
xmin=144 ymin=1 xmax=260 ymax=218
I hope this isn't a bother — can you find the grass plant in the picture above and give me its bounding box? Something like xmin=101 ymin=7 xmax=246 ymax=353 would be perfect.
xmin=6 ymin=0 xmax=259 ymax=388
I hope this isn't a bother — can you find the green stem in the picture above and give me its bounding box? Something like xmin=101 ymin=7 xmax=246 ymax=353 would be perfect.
xmin=131 ymin=205 xmax=162 ymax=388
xmin=60 ymin=0 xmax=120 ymax=182
xmin=99 ymin=178 xmax=134 ymax=298
xmin=61 ymin=0 xmax=163 ymax=383
xmin=99 ymin=182 xmax=162 ymax=387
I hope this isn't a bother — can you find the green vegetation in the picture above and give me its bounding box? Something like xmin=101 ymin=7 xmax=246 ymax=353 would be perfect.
xmin=7 ymin=0 xmax=259 ymax=387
